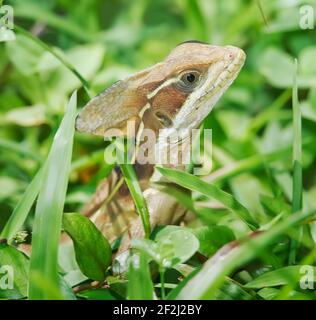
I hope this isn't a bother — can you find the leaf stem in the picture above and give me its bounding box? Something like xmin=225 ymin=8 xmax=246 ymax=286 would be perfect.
xmin=160 ymin=269 xmax=166 ymax=300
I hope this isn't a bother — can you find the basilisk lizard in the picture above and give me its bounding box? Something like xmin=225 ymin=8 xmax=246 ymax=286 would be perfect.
xmin=76 ymin=41 xmax=246 ymax=254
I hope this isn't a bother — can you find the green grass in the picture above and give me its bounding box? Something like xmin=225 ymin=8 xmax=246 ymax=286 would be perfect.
xmin=289 ymin=58 xmax=303 ymax=265
xmin=0 ymin=166 xmax=44 ymax=241
xmin=0 ymin=0 xmax=316 ymax=301
xmin=28 ymin=92 xmax=77 ymax=299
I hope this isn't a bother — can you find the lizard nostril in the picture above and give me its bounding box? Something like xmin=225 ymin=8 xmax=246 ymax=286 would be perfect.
xmin=155 ymin=111 xmax=173 ymax=127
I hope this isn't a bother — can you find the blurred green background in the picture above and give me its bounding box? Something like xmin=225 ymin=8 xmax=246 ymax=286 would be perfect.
xmin=1 ymin=0 xmax=316 ymax=244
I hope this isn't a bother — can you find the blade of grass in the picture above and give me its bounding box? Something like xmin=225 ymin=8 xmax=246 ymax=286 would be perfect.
xmin=28 ymin=92 xmax=77 ymax=300
xmin=116 ymin=138 xmax=151 ymax=239
xmin=0 ymin=166 xmax=44 ymax=241
xmin=119 ymin=163 xmax=151 ymax=238
xmin=289 ymin=58 xmax=302 ymax=265
xmin=256 ymin=0 xmax=269 ymax=29
xmin=127 ymin=251 xmax=154 ymax=300
xmin=157 ymin=167 xmax=258 ymax=230
xmin=292 ymin=58 xmax=302 ymax=211
xmin=177 ymin=209 xmax=316 ymax=299
xmin=204 ymin=146 xmax=291 ymax=184
xmin=245 ymin=265 xmax=316 ymax=289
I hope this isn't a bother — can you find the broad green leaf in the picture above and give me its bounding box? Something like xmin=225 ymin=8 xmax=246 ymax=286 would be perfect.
xmin=156 ymin=228 xmax=200 ymax=268
xmin=134 ymin=227 xmax=199 ymax=269
xmin=127 ymin=251 xmax=154 ymax=300
xmin=245 ymin=266 xmax=316 ymax=289
xmin=132 ymin=238 xmax=160 ymax=263
xmin=258 ymin=47 xmax=316 ymax=88
xmin=0 ymin=243 xmax=29 ymax=299
xmin=177 ymin=209 xmax=316 ymax=299
xmin=28 ymin=92 xmax=77 ymax=300
xmin=192 ymin=226 xmax=235 ymax=257
xmin=62 ymin=212 xmax=112 ymax=281
xmin=157 ymin=167 xmax=258 ymax=230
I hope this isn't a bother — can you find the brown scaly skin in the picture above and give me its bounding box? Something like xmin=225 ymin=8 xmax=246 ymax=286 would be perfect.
xmin=76 ymin=41 xmax=246 ymax=256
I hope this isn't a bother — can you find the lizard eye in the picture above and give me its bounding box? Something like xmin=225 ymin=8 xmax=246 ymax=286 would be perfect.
xmin=178 ymin=71 xmax=201 ymax=91
xmin=183 ymin=73 xmax=196 ymax=84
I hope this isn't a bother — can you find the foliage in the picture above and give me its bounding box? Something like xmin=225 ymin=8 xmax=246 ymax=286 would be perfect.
xmin=0 ymin=0 xmax=316 ymax=300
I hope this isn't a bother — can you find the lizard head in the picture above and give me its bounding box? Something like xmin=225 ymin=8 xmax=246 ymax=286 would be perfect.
xmin=76 ymin=42 xmax=246 ymax=138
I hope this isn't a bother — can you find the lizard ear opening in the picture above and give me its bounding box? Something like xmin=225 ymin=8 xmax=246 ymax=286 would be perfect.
xmin=75 ymin=80 xmax=141 ymax=138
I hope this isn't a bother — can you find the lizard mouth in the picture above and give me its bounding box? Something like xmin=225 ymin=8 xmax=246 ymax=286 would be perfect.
xmin=196 ymin=48 xmax=246 ymax=105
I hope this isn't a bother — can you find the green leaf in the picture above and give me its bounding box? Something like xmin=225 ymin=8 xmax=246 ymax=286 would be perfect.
xmin=300 ymin=47 xmax=316 ymax=76
xmin=5 ymin=33 xmax=45 ymax=76
xmin=116 ymin=139 xmax=151 ymax=238
xmin=62 ymin=212 xmax=112 ymax=281
xmin=0 ymin=243 xmax=29 ymax=299
xmin=157 ymin=167 xmax=258 ymax=230
xmin=176 ymin=209 xmax=316 ymax=299
xmin=120 ymin=163 xmax=151 ymax=238
xmin=133 ymin=227 xmax=199 ymax=269
xmin=156 ymin=228 xmax=200 ymax=268
xmin=166 ymin=268 xmax=200 ymax=300
xmin=14 ymin=26 xmax=91 ymax=96
xmin=258 ymin=287 xmax=315 ymax=300
xmin=215 ymin=278 xmax=254 ymax=300
xmin=258 ymin=47 xmax=316 ymax=88
xmin=257 ymin=287 xmax=279 ymax=300
xmin=245 ymin=266 xmax=316 ymax=289
xmin=192 ymin=226 xmax=235 ymax=257
xmin=28 ymin=92 xmax=77 ymax=300
xmin=127 ymin=251 xmax=154 ymax=300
